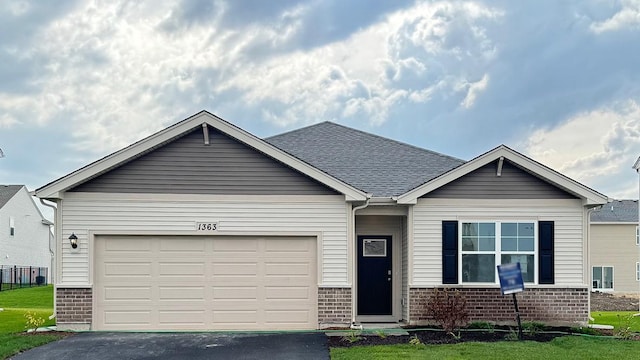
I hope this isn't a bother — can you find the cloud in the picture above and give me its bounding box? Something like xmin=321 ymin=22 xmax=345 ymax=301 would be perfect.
xmin=523 ymin=99 xmax=640 ymax=199
xmin=590 ymin=0 xmax=640 ymax=33
xmin=459 ymin=74 xmax=489 ymax=109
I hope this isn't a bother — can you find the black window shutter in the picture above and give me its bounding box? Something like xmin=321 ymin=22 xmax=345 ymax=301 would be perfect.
xmin=442 ymin=221 xmax=458 ymax=284
xmin=538 ymin=221 xmax=555 ymax=284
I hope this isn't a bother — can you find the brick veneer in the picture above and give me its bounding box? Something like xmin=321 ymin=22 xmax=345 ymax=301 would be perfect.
xmin=318 ymin=287 xmax=352 ymax=326
xmin=409 ymin=287 xmax=588 ymax=325
xmin=56 ymin=288 xmax=92 ymax=326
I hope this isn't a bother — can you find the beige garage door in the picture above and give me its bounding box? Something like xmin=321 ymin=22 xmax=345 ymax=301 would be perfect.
xmin=94 ymin=235 xmax=317 ymax=331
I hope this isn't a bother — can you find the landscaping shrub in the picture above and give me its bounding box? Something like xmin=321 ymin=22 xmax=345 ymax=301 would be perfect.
xmin=426 ymin=288 xmax=469 ymax=335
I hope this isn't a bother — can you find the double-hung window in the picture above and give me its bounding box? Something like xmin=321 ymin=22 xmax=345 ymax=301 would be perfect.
xmin=461 ymin=221 xmax=536 ymax=284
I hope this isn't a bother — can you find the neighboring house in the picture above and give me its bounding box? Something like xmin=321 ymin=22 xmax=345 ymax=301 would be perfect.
xmin=590 ymin=200 xmax=639 ymax=294
xmin=0 ymin=185 xmax=54 ymax=282
xmin=35 ymin=111 xmax=608 ymax=331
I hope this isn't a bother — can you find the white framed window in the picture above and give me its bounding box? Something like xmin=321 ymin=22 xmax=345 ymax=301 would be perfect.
xmin=9 ymin=216 xmax=14 ymax=236
xmin=592 ymin=266 xmax=614 ymax=290
xmin=460 ymin=221 xmax=536 ymax=284
xmin=636 ymin=262 xmax=639 ymax=282
xmin=636 ymin=226 xmax=639 ymax=246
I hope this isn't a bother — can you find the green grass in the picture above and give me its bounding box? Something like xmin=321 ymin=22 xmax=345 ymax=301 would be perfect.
xmin=0 ymin=286 xmax=63 ymax=359
xmin=590 ymin=311 xmax=640 ymax=332
xmin=331 ymin=336 xmax=640 ymax=359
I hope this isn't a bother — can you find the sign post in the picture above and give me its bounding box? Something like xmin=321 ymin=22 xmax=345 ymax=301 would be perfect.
xmin=497 ymin=262 xmax=525 ymax=340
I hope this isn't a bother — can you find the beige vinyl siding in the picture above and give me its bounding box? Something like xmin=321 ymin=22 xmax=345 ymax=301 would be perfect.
xmin=423 ymin=160 xmax=577 ymax=199
xmin=412 ymin=198 xmax=585 ymax=286
xmin=59 ymin=192 xmax=348 ymax=286
xmin=591 ymin=223 xmax=639 ymax=293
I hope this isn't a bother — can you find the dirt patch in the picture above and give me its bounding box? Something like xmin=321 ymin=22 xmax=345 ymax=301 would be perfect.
xmin=591 ymin=292 xmax=639 ymax=311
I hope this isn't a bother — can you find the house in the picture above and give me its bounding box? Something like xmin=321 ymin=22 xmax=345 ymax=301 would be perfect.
xmin=35 ymin=111 xmax=608 ymax=331
xmin=590 ymin=200 xmax=639 ymax=294
xmin=0 ymin=185 xmax=53 ymax=283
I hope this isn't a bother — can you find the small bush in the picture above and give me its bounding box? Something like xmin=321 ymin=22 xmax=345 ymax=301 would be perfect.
xmin=504 ymin=328 xmax=519 ymax=341
xmin=467 ymin=321 xmax=495 ymax=333
xmin=426 ymin=288 xmax=469 ymax=335
xmin=408 ymin=335 xmax=422 ymax=345
xmin=614 ymin=314 xmax=635 ymax=340
xmin=342 ymin=331 xmax=363 ymax=343
xmin=522 ymin=321 xmax=547 ymax=336
xmin=24 ymin=312 xmax=46 ymax=334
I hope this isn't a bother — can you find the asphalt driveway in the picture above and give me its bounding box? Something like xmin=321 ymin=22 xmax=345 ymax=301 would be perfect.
xmin=11 ymin=332 xmax=329 ymax=360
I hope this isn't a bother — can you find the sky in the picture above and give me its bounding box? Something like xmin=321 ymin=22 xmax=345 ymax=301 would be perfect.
xmin=1 ymin=0 xmax=639 ymax=220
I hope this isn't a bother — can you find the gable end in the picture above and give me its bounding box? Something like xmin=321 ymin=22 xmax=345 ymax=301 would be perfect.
xmin=421 ymin=159 xmax=578 ymax=199
xmin=69 ymin=127 xmax=339 ymax=195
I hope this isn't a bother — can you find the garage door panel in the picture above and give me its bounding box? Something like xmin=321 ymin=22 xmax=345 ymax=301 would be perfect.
xmin=159 ymin=262 xmax=205 ymax=276
xmin=212 ymin=286 xmax=258 ymax=299
xmin=159 ymin=286 xmax=205 ymax=300
xmin=95 ymin=235 xmax=317 ymax=331
xmin=264 ymin=286 xmax=311 ymax=300
xmin=212 ymin=262 xmax=258 ymax=275
xmin=103 ymin=286 xmax=152 ymax=301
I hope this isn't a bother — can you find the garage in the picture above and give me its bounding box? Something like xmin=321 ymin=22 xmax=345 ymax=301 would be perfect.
xmin=93 ymin=235 xmax=317 ymax=331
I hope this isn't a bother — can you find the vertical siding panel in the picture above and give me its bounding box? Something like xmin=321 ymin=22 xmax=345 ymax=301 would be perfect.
xmin=413 ymin=198 xmax=585 ymax=286
xmin=60 ymin=193 xmax=348 ymax=286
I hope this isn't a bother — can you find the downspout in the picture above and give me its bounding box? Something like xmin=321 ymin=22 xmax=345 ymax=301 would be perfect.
xmin=350 ymin=198 xmax=370 ymax=329
xmin=585 ymin=204 xmax=602 ymax=322
xmin=40 ymin=198 xmax=57 ymax=320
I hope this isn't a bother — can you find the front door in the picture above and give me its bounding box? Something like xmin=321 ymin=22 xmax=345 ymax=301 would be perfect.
xmin=357 ymin=235 xmax=392 ymax=315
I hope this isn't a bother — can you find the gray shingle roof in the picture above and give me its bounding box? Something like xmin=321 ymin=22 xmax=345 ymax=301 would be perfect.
xmin=265 ymin=122 xmax=465 ymax=197
xmin=591 ymin=200 xmax=639 ymax=223
xmin=0 ymin=185 xmax=23 ymax=209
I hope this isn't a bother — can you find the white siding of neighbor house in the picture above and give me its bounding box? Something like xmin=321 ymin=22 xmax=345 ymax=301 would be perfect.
xmin=0 ymin=187 xmax=52 ymax=278
xmin=412 ymin=198 xmax=586 ymax=286
xmin=59 ymin=192 xmax=348 ymax=287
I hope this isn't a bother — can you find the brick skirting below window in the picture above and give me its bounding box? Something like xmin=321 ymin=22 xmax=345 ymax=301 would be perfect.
xmin=409 ymin=287 xmax=588 ymax=326
xmin=318 ymin=287 xmax=352 ymax=327
xmin=56 ymin=288 xmax=92 ymax=330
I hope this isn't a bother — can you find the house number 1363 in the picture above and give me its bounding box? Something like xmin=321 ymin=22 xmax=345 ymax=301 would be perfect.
xmin=196 ymin=222 xmax=218 ymax=231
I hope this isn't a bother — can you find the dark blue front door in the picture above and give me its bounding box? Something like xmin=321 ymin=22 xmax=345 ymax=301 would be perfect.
xmin=357 ymin=235 xmax=392 ymax=315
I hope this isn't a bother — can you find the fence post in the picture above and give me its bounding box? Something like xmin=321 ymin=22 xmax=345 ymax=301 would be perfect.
xmin=29 ymin=266 xmax=32 ymax=287
xmin=0 ymin=266 xmax=3 ymax=291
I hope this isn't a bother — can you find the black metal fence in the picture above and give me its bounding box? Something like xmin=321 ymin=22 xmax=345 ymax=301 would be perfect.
xmin=0 ymin=266 xmax=48 ymax=291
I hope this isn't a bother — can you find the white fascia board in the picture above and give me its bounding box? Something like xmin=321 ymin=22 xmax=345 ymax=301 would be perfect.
xmin=397 ymin=145 xmax=609 ymax=206
xmin=36 ymin=111 xmax=367 ymax=201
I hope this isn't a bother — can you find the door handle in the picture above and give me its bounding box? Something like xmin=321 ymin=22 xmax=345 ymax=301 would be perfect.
xmin=387 ymin=277 xmax=391 ymax=282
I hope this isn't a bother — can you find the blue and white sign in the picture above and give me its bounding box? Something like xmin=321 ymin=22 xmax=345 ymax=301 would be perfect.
xmin=497 ymin=262 xmax=525 ymax=295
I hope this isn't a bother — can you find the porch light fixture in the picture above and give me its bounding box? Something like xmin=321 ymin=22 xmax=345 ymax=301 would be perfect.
xmin=69 ymin=233 xmax=78 ymax=249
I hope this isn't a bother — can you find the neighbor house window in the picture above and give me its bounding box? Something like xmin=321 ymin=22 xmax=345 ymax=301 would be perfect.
xmin=461 ymin=221 xmax=536 ymax=284
xmin=636 ymin=226 xmax=639 ymax=246
xmin=9 ymin=216 xmax=14 ymax=236
xmin=636 ymin=262 xmax=640 ymax=282
xmin=592 ymin=266 xmax=613 ymax=290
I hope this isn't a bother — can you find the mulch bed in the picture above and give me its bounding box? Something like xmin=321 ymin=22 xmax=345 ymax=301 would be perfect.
xmin=328 ymin=326 xmax=616 ymax=348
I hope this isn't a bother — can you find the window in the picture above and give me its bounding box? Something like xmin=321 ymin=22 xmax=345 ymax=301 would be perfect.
xmin=636 ymin=262 xmax=639 ymax=282
xmin=9 ymin=216 xmax=14 ymax=236
xmin=592 ymin=266 xmax=613 ymax=290
xmin=636 ymin=226 xmax=639 ymax=246
xmin=461 ymin=221 xmax=536 ymax=284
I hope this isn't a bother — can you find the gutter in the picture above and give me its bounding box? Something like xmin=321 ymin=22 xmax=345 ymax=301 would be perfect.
xmin=585 ymin=203 xmax=604 ymax=322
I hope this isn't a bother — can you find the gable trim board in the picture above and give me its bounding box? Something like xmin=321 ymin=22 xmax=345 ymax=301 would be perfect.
xmin=35 ymin=111 xmax=368 ymax=202
xmin=37 ymin=111 xmax=609 ymax=330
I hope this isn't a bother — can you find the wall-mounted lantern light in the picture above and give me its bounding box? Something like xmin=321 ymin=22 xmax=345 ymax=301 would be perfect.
xmin=69 ymin=233 xmax=78 ymax=249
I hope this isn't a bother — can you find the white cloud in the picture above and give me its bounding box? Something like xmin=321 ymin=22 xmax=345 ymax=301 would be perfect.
xmin=524 ymin=99 xmax=640 ymax=199
xmin=459 ymin=73 xmax=489 ymax=109
xmin=590 ymin=0 xmax=640 ymax=33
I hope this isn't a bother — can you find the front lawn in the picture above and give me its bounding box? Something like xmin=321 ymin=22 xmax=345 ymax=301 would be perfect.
xmin=591 ymin=311 xmax=640 ymax=332
xmin=331 ymin=336 xmax=640 ymax=359
xmin=0 ymin=286 xmax=63 ymax=359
